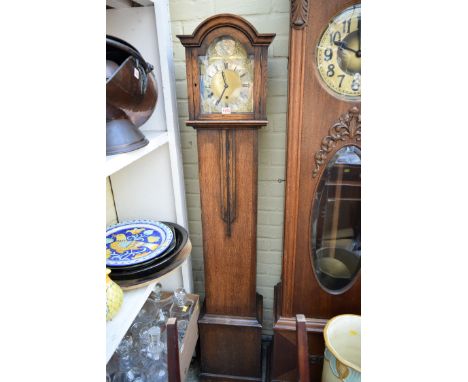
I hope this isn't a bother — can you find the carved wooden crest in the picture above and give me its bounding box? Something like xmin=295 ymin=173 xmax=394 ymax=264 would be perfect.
xmin=312 ymin=106 xmax=361 ymax=177
xmin=291 ymin=0 xmax=310 ymax=29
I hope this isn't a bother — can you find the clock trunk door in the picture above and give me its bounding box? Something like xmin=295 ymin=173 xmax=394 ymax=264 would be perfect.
xmin=281 ymin=0 xmax=361 ymax=319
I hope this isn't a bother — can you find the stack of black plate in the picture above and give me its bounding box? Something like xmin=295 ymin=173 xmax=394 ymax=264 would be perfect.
xmin=106 ymin=220 xmax=188 ymax=283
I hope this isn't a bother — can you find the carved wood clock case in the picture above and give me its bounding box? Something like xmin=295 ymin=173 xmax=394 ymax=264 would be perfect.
xmin=178 ymin=15 xmax=275 ymax=381
xmin=271 ymin=1 xmax=361 ymax=381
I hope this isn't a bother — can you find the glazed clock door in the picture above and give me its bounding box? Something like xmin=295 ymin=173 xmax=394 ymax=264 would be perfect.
xmin=282 ymin=0 xmax=361 ymax=321
xmin=198 ymin=36 xmax=255 ymax=114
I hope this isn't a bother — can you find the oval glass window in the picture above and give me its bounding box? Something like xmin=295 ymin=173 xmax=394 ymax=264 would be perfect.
xmin=311 ymin=146 xmax=361 ymax=293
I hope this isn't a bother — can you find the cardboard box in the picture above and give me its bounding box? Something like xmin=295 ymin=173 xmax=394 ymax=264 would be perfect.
xmin=161 ymin=292 xmax=199 ymax=381
xmin=179 ymin=294 xmax=199 ymax=381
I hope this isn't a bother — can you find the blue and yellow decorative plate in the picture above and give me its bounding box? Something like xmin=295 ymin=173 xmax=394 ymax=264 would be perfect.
xmin=106 ymin=220 xmax=174 ymax=267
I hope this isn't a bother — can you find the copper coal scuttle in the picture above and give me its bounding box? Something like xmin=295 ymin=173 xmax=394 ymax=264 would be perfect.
xmin=106 ymin=35 xmax=158 ymax=155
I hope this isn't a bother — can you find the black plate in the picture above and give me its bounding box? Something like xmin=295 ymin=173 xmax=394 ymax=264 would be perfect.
xmin=110 ymin=222 xmax=188 ymax=281
xmin=114 ymin=241 xmax=191 ymax=289
xmin=107 ymin=224 xmax=177 ymax=272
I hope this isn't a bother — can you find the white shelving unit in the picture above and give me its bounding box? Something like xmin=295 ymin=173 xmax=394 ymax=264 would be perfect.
xmin=107 ymin=282 xmax=158 ymax=362
xmin=106 ymin=131 xmax=168 ymax=177
xmin=106 ymin=267 xmax=181 ymax=362
xmin=106 ymin=0 xmax=192 ymax=362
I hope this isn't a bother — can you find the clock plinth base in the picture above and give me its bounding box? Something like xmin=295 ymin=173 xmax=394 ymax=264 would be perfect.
xmin=199 ymin=373 xmax=261 ymax=382
xmin=199 ymin=295 xmax=263 ymax=381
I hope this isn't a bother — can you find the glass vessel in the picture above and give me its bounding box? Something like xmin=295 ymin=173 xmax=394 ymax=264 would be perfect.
xmin=311 ymin=146 xmax=361 ymax=293
xmin=140 ymin=326 xmax=166 ymax=362
xmin=140 ymin=326 xmax=168 ymax=382
xmin=111 ymin=370 xmax=147 ymax=382
xmin=169 ymin=288 xmax=194 ymax=347
xmin=130 ymin=321 xmax=153 ymax=349
xmin=106 ymin=350 xmax=121 ymax=380
xmin=148 ymin=283 xmax=172 ymax=322
xmin=135 ymin=298 xmax=158 ymax=324
xmin=115 ymin=335 xmax=144 ymax=382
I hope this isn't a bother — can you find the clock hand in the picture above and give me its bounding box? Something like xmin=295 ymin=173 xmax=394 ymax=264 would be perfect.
xmin=222 ymin=70 xmax=228 ymax=87
xmin=333 ymin=40 xmax=361 ymax=57
xmin=216 ymin=84 xmax=228 ymax=106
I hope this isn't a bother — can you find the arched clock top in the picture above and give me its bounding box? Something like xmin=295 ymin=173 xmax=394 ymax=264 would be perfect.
xmin=177 ymin=14 xmax=275 ymax=48
xmin=178 ymin=14 xmax=275 ymax=124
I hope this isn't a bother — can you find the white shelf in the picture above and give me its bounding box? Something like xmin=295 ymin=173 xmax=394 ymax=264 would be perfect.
xmin=106 ymin=282 xmax=155 ymax=363
xmin=106 ymin=264 xmax=181 ymax=362
xmin=106 ymin=131 xmax=169 ymax=177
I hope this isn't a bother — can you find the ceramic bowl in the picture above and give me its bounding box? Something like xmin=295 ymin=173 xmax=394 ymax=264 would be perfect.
xmin=322 ymin=314 xmax=361 ymax=382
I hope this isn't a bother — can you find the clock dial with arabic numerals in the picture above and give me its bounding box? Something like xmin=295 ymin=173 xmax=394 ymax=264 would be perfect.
xmin=199 ymin=36 xmax=254 ymax=114
xmin=316 ymin=4 xmax=361 ymax=101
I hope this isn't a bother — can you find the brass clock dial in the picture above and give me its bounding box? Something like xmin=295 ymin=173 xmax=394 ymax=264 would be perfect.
xmin=199 ymin=36 xmax=254 ymax=114
xmin=316 ymin=4 xmax=361 ymax=101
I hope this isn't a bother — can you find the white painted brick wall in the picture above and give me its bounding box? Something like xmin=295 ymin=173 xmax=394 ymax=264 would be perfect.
xmin=169 ymin=0 xmax=289 ymax=334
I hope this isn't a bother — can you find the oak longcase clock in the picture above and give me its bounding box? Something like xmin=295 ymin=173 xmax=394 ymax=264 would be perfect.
xmin=178 ymin=15 xmax=274 ymax=381
xmin=271 ymin=1 xmax=361 ymax=381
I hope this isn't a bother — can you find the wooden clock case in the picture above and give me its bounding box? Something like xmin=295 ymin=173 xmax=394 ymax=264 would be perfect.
xmin=178 ymin=15 xmax=275 ymax=381
xmin=269 ymin=1 xmax=361 ymax=381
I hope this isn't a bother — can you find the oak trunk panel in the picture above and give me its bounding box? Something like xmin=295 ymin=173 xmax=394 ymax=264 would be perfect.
xmin=197 ymin=128 xmax=258 ymax=317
